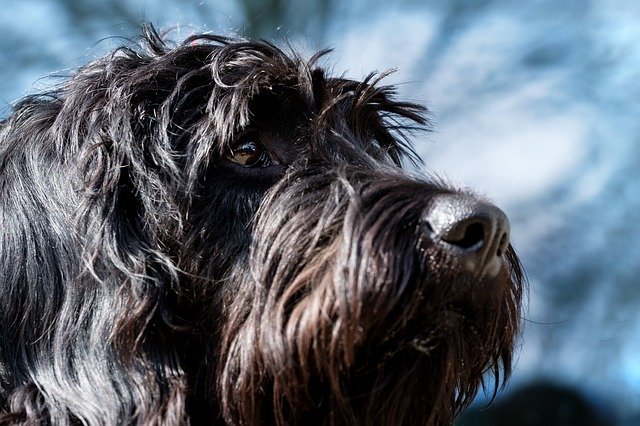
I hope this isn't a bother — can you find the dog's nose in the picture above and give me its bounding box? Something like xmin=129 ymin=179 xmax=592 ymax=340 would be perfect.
xmin=422 ymin=194 xmax=510 ymax=279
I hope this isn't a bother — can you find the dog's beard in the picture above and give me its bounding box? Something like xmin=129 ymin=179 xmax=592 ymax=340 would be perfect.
xmin=218 ymin=166 xmax=524 ymax=425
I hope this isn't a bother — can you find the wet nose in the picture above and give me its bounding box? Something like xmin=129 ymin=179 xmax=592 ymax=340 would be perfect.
xmin=422 ymin=194 xmax=510 ymax=279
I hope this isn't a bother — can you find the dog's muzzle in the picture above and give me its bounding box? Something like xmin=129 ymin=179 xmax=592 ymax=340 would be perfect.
xmin=422 ymin=194 xmax=510 ymax=280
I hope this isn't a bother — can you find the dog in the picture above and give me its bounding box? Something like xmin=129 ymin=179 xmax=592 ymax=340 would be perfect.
xmin=0 ymin=25 xmax=524 ymax=425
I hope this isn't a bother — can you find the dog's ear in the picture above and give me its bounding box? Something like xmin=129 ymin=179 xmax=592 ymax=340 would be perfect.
xmin=0 ymin=38 xmax=194 ymax=422
xmin=46 ymin=44 xmax=200 ymax=350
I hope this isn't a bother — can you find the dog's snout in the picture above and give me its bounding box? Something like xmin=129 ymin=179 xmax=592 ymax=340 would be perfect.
xmin=422 ymin=194 xmax=510 ymax=279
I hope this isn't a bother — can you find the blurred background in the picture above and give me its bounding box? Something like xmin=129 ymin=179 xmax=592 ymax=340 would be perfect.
xmin=1 ymin=1 xmax=638 ymax=424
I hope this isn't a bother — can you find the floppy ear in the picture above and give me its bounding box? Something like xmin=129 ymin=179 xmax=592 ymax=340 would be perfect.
xmin=68 ymin=57 xmax=184 ymax=345
xmin=0 ymin=41 xmax=195 ymax=423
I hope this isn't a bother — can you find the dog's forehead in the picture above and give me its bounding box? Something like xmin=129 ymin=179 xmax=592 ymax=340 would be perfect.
xmin=246 ymin=89 xmax=311 ymax=131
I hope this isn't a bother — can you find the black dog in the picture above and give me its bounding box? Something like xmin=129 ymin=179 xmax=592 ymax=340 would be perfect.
xmin=0 ymin=26 xmax=524 ymax=425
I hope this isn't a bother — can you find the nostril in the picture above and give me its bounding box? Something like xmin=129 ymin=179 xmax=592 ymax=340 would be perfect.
xmin=422 ymin=193 xmax=511 ymax=278
xmin=441 ymin=221 xmax=485 ymax=251
xmin=496 ymin=231 xmax=509 ymax=257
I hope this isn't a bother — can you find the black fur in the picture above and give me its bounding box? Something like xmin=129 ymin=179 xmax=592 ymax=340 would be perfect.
xmin=0 ymin=25 xmax=524 ymax=425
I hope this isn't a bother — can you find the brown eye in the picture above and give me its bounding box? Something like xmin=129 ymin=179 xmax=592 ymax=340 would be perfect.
xmin=227 ymin=139 xmax=271 ymax=167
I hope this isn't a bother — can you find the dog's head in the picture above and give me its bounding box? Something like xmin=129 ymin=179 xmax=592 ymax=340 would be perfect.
xmin=0 ymin=26 xmax=524 ymax=425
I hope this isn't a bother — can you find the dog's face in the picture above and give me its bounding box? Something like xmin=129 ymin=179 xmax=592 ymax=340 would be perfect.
xmin=0 ymin=27 xmax=523 ymax=425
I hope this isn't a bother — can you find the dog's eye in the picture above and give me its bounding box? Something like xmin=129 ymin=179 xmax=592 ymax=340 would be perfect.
xmin=227 ymin=139 xmax=272 ymax=167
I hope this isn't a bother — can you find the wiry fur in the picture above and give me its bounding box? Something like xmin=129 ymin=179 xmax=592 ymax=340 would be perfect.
xmin=0 ymin=26 xmax=524 ymax=425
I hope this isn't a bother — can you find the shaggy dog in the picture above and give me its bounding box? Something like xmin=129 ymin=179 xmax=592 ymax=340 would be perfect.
xmin=0 ymin=26 xmax=524 ymax=425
